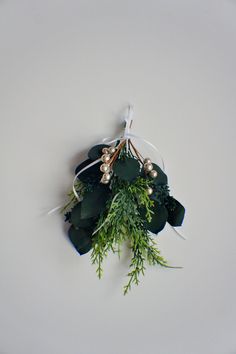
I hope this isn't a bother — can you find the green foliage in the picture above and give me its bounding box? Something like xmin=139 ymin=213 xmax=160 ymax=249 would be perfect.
xmin=68 ymin=226 xmax=93 ymax=255
xmin=166 ymin=197 xmax=185 ymax=226
xmin=91 ymin=177 xmax=170 ymax=295
xmin=145 ymin=204 xmax=168 ymax=234
xmin=88 ymin=144 xmax=110 ymax=160
xmin=61 ymin=179 xmax=85 ymax=214
xmin=63 ymin=142 xmax=185 ymax=294
xmin=80 ymin=184 xmax=111 ymax=219
xmin=70 ymin=203 xmax=94 ymax=228
xmin=75 ymin=159 xmax=102 ymax=185
xmin=151 ymin=184 xmax=170 ymax=205
xmin=123 ymin=232 xmax=169 ymax=295
xmin=113 ymin=157 xmax=141 ymax=181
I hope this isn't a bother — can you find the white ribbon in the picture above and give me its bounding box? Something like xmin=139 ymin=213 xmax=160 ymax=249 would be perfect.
xmin=124 ymin=104 xmax=133 ymax=151
xmin=123 ymin=104 xmax=134 ymax=138
xmin=168 ymin=224 xmax=186 ymax=240
xmin=47 ymin=205 xmax=63 ymax=215
xmin=72 ymin=158 xmax=101 ymax=200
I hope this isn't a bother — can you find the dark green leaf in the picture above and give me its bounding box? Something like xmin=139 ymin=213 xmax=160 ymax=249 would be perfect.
xmin=75 ymin=159 xmax=102 ymax=184
xmin=166 ymin=197 xmax=185 ymax=226
xmin=64 ymin=212 xmax=71 ymax=222
xmin=88 ymin=144 xmax=110 ymax=160
xmin=151 ymin=164 xmax=168 ymax=185
xmin=153 ymin=165 xmax=167 ymax=185
xmin=146 ymin=203 xmax=168 ymax=234
xmin=81 ymin=185 xmax=110 ymax=219
xmin=113 ymin=157 xmax=141 ymax=181
xmin=68 ymin=226 xmax=93 ymax=255
xmin=150 ymin=184 xmax=170 ymax=205
xmin=75 ymin=159 xmax=92 ymax=174
xmin=70 ymin=203 xmax=94 ymax=228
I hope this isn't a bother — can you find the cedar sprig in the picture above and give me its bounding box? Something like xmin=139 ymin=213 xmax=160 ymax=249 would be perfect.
xmin=91 ymin=176 xmax=169 ymax=295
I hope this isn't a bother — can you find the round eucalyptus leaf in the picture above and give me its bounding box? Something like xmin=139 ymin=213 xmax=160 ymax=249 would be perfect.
xmin=150 ymin=184 xmax=170 ymax=205
xmin=146 ymin=203 xmax=168 ymax=234
xmin=70 ymin=203 xmax=94 ymax=228
xmin=166 ymin=197 xmax=185 ymax=227
xmin=88 ymin=144 xmax=110 ymax=160
xmin=75 ymin=159 xmax=102 ymax=184
xmin=68 ymin=226 xmax=93 ymax=255
xmin=141 ymin=163 xmax=168 ymax=185
xmin=75 ymin=159 xmax=92 ymax=174
xmin=113 ymin=157 xmax=141 ymax=181
xmin=81 ymin=184 xmax=110 ymax=219
xmin=152 ymin=164 xmax=168 ymax=185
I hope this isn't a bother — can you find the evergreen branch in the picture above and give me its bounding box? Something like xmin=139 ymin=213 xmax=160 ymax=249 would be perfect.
xmin=61 ymin=180 xmax=85 ymax=213
xmin=91 ymin=176 xmax=170 ymax=293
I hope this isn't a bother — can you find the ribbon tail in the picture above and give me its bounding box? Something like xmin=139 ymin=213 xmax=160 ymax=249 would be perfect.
xmin=72 ymin=158 xmax=101 ymax=200
xmin=47 ymin=205 xmax=63 ymax=215
xmin=169 ymin=225 xmax=187 ymax=240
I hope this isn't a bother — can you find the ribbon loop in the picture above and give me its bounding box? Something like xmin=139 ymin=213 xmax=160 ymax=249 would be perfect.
xmin=123 ymin=104 xmax=134 ymax=139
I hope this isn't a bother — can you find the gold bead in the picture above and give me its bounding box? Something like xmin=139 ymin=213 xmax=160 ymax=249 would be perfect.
xmin=100 ymin=163 xmax=110 ymax=173
xmin=147 ymin=187 xmax=153 ymax=195
xmin=102 ymin=147 xmax=109 ymax=154
xmin=102 ymin=173 xmax=111 ymax=181
xmin=149 ymin=169 xmax=158 ymax=178
xmin=100 ymin=178 xmax=109 ymax=184
xmin=101 ymin=154 xmax=111 ymax=163
xmin=108 ymin=146 xmax=116 ymax=154
xmin=144 ymin=162 xmax=153 ymax=172
xmin=144 ymin=157 xmax=151 ymax=164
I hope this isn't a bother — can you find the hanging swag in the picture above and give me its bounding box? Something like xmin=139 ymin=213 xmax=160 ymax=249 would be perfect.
xmin=62 ymin=106 xmax=185 ymax=294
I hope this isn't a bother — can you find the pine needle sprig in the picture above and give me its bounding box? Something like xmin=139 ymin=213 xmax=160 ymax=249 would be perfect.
xmin=91 ymin=176 xmax=169 ymax=294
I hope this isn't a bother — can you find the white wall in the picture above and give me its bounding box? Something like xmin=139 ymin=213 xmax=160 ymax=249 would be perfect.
xmin=1 ymin=1 xmax=236 ymax=353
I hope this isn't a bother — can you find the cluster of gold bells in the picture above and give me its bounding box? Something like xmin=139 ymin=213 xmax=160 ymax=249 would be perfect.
xmin=99 ymin=139 xmax=159 ymax=196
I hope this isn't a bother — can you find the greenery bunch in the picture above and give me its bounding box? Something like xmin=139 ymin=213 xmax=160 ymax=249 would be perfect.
xmin=63 ymin=140 xmax=185 ymax=294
